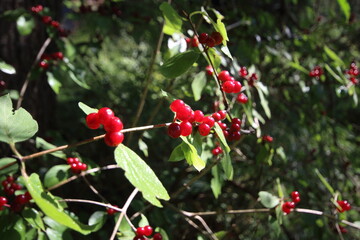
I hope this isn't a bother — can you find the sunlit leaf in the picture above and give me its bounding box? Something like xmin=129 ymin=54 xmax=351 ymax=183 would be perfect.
xmin=0 ymin=60 xmax=16 ymax=74
xmin=191 ymin=72 xmax=206 ymax=101
xmin=159 ymin=2 xmax=182 ymax=35
xmin=337 ymin=0 xmax=351 ymax=21
xmin=16 ymin=15 xmax=35 ymax=36
xmin=159 ymin=51 xmax=200 ymax=78
xmin=78 ymin=102 xmax=98 ymax=115
xmin=180 ymin=136 xmax=206 ymax=171
xmin=258 ymin=191 xmax=280 ymax=208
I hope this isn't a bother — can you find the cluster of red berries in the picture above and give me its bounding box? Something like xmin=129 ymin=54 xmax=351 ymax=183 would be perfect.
xmin=218 ymin=70 xmax=249 ymax=104
xmin=262 ymin=135 xmax=273 ymax=143
xmin=30 ymin=5 xmax=69 ymax=37
xmin=39 ymin=52 xmax=64 ymax=70
xmin=220 ymin=117 xmax=243 ymax=141
xmin=282 ymin=191 xmax=301 ymax=214
xmin=168 ymin=99 xmax=227 ymax=138
xmin=86 ymin=107 xmax=125 ymax=147
xmin=198 ymin=32 xmax=223 ymax=48
xmin=239 ymin=67 xmax=259 ymax=87
xmin=134 ymin=225 xmax=162 ymax=240
xmin=309 ymin=66 xmax=323 ymax=78
xmin=67 ymin=157 xmax=88 ymax=174
xmin=336 ymin=200 xmax=351 ymax=213
xmin=106 ymin=205 xmax=119 ymax=215
xmin=1 ymin=176 xmax=32 ymax=212
xmin=211 ymin=145 xmax=223 ymax=156
xmin=345 ymin=61 xmax=359 ymax=85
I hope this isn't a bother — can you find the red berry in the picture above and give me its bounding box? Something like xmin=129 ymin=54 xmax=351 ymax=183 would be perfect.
xmin=291 ymin=191 xmax=300 ymax=199
xmin=86 ymin=113 xmax=101 ymax=129
xmin=205 ymin=65 xmax=214 ymax=76
xmin=168 ymin=123 xmax=181 ymax=138
xmin=293 ymin=196 xmax=301 ymax=204
xmin=187 ymin=110 xmax=195 ymax=123
xmin=42 ymin=16 xmax=52 ymax=24
xmin=202 ymin=116 xmax=215 ymax=127
xmin=2 ymin=180 xmax=8 ymax=187
xmin=191 ymin=36 xmax=199 ymax=47
xmin=98 ymin=107 xmax=115 ymax=124
xmin=199 ymin=33 xmax=209 ymax=44
xmin=212 ymin=146 xmax=223 ymax=156
xmin=104 ymin=117 xmax=123 ymax=132
xmin=51 ymin=21 xmax=60 ymax=28
xmin=232 ymin=118 xmax=241 ymax=125
xmin=52 ymin=52 xmax=64 ymax=60
xmin=206 ymin=37 xmax=216 ymax=47
xmin=153 ymin=233 xmax=163 ymax=240
xmin=228 ymin=131 xmax=241 ymax=141
xmin=194 ymin=110 xmax=204 ymax=123
xmin=170 ymin=99 xmax=185 ymax=112
xmin=236 ymin=93 xmax=248 ymax=104
xmin=233 ymin=81 xmax=242 ymax=93
xmin=211 ymin=32 xmax=223 ymax=45
xmin=218 ymin=70 xmax=231 ymax=82
xmin=11 ymin=183 xmax=22 ymax=190
xmin=212 ymin=112 xmax=221 ymax=121
xmin=143 ymin=225 xmax=153 ymax=236
xmin=185 ymin=37 xmax=191 ymax=45
xmin=239 ymin=67 xmax=248 ymax=77
xmin=106 ymin=205 xmax=119 ymax=215
xmin=136 ymin=227 xmax=146 ymax=236
xmin=222 ymin=81 xmax=235 ymax=93
xmin=218 ymin=110 xmax=227 ymax=120
xmin=0 ymin=197 xmax=7 ymax=206
xmin=24 ymin=191 xmax=32 ymax=201
xmin=262 ymin=135 xmax=273 ymax=143
xmin=176 ymin=105 xmax=192 ymax=121
xmin=16 ymin=194 xmax=29 ymax=205
xmin=198 ymin=123 xmax=211 ymax=136
xmin=39 ymin=61 xmax=49 ymax=69
xmin=180 ymin=121 xmax=193 ymax=137
xmin=230 ymin=123 xmax=241 ymax=132
xmin=104 ymin=132 xmax=124 ymax=147
xmin=31 ymin=5 xmax=43 ymax=13
xmin=217 ymin=121 xmax=227 ymax=130
xmin=6 ymin=176 xmax=14 ymax=183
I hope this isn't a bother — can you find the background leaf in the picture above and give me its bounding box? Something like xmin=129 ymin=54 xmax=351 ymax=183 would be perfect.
xmin=191 ymin=72 xmax=206 ymax=101
xmin=180 ymin=136 xmax=206 ymax=171
xmin=336 ymin=0 xmax=351 ymax=21
xmin=0 ymin=94 xmax=38 ymax=144
xmin=258 ymin=191 xmax=280 ymax=208
xmin=44 ymin=165 xmax=71 ymax=188
xmin=159 ymin=51 xmax=200 ymax=78
xmin=114 ymin=144 xmax=170 ymax=207
xmin=16 ymin=14 xmax=35 ymax=36
xmin=0 ymin=60 xmax=16 ymax=74
xmin=159 ymin=2 xmax=183 ymax=35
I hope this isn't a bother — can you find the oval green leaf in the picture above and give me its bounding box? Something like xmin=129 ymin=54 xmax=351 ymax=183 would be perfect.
xmin=159 ymin=51 xmax=200 ymax=78
xmin=258 ymin=191 xmax=280 ymax=208
xmin=44 ymin=165 xmax=71 ymax=189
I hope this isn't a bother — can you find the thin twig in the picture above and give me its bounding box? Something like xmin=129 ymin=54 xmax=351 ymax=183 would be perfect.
xmin=60 ymin=198 xmax=122 ymax=212
xmin=110 ymin=188 xmax=139 ymax=240
xmin=82 ymin=175 xmax=108 ymax=203
xmin=17 ymin=37 xmax=52 ymax=109
xmin=194 ymin=215 xmax=218 ymax=240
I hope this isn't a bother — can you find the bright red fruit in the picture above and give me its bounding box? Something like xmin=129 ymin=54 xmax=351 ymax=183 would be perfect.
xmin=176 ymin=105 xmax=192 ymax=121
xmin=262 ymin=135 xmax=273 ymax=143
xmin=180 ymin=121 xmax=193 ymax=136
xmin=106 ymin=205 xmax=119 ymax=215
xmin=218 ymin=70 xmax=231 ymax=82
xmin=218 ymin=110 xmax=227 ymax=120
xmin=233 ymin=81 xmax=242 ymax=93
xmin=143 ymin=225 xmax=153 ymax=236
xmin=222 ymin=81 xmax=235 ymax=93
xmin=104 ymin=132 xmax=124 ymax=146
xmin=52 ymin=52 xmax=64 ymax=60
xmin=212 ymin=112 xmax=221 ymax=121
xmin=198 ymin=123 xmax=211 ymax=136
xmin=212 ymin=146 xmax=223 ymax=156
xmin=282 ymin=201 xmax=295 ymax=214
xmin=168 ymin=123 xmax=181 ymax=138
xmin=86 ymin=113 xmax=101 ymax=129
xmin=51 ymin=20 xmax=60 ymax=28
xmin=202 ymin=116 xmax=215 ymax=127
xmin=39 ymin=61 xmax=49 ymax=69
xmin=153 ymin=233 xmax=163 ymax=240
xmin=104 ymin=117 xmax=123 ymax=132
xmin=170 ymin=99 xmax=185 ymax=112
xmin=236 ymin=93 xmax=248 ymax=104
xmin=239 ymin=67 xmax=248 ymax=77
xmin=194 ymin=110 xmax=204 ymax=123
xmin=205 ymin=65 xmax=214 ymax=76
xmin=206 ymin=37 xmax=216 ymax=47
xmin=191 ymin=36 xmax=199 ymax=47
xmin=98 ymin=107 xmax=115 ymax=124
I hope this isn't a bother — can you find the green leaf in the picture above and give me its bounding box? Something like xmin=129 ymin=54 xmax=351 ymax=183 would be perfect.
xmin=88 ymin=211 xmax=107 ymax=232
xmin=118 ymin=217 xmax=136 ymax=240
xmin=44 ymin=165 xmax=71 ymax=188
xmin=256 ymin=84 xmax=271 ymax=118
xmin=324 ymin=64 xmax=346 ymax=84
xmin=138 ymin=138 xmax=148 ymax=157
xmin=191 ymin=72 xmax=206 ymax=101
xmin=315 ymin=168 xmax=335 ymax=195
xmin=215 ymin=18 xmax=229 ymax=46
xmin=220 ymin=45 xmax=233 ymax=60
xmin=114 ymin=145 xmax=170 ymax=207
xmin=0 ymin=94 xmax=38 ymax=144
xmin=288 ymin=61 xmax=308 ymax=74
xmin=180 ymin=136 xmax=206 ymax=171
xmin=324 ymin=46 xmax=345 ymax=67
xmin=0 ymin=60 xmax=16 ymax=74
xmin=0 ymin=157 xmax=18 ymax=176
xmin=211 ymin=164 xmax=223 ymax=198
xmin=78 ymin=102 xmax=98 ymax=115
xmin=23 ymin=173 xmax=97 ymax=235
xmin=159 ymin=51 xmax=200 ymax=78
xmin=138 ymin=214 xmax=149 ymax=227
xmin=47 ymin=72 xmax=62 ymax=94
xmin=337 ymin=0 xmax=351 ymax=21
xmin=0 ymin=214 xmax=25 ymax=240
xmin=258 ymin=191 xmax=280 ymax=208
xmin=36 ymin=137 xmax=66 ymax=159
xmin=22 ymin=208 xmax=45 ymax=231
xmin=16 ymin=15 xmax=35 ymax=35
xmin=159 ymin=2 xmax=183 ymax=35
xmin=213 ymin=123 xmax=233 ymax=180
xmin=206 ymin=48 xmax=221 ymax=70
xmin=168 ymin=143 xmax=185 ymax=162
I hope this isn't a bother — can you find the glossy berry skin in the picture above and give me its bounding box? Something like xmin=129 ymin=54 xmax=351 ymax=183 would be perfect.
xmin=86 ymin=113 xmax=101 ymax=129
xmin=104 ymin=132 xmax=124 ymax=147
xmin=218 ymin=70 xmax=231 ymax=82
xmin=228 ymin=131 xmax=241 ymax=141
xmin=168 ymin=123 xmax=181 ymax=138
xmin=176 ymin=105 xmax=192 ymax=121
xmin=0 ymin=196 xmax=7 ymax=206
xmin=106 ymin=205 xmax=119 ymax=215
xmin=194 ymin=110 xmax=204 ymax=123
xmin=262 ymin=135 xmax=273 ymax=143
xmin=282 ymin=201 xmax=295 ymax=214
xmin=222 ymin=81 xmax=235 ymax=93
xmin=291 ymin=191 xmax=300 ymax=199
xmin=170 ymin=99 xmax=185 ymax=112
xmin=211 ymin=32 xmax=223 ymax=45
xmin=337 ymin=200 xmax=351 ymax=212
xmin=233 ymin=81 xmax=242 ymax=93
xmin=39 ymin=61 xmax=49 ymax=69
xmin=98 ymin=107 xmax=115 ymax=124
xmin=212 ymin=146 xmax=223 ymax=156
xmin=232 ymin=118 xmax=241 ymax=125
xmin=52 ymin=52 xmax=64 ymax=60
xmin=153 ymin=233 xmax=163 ymax=240
xmin=191 ymin=36 xmax=199 ymax=47
xmin=217 ymin=121 xmax=227 ymax=130
xmin=239 ymin=67 xmax=248 ymax=77
xmin=198 ymin=123 xmax=211 ymax=136
xmin=218 ymin=110 xmax=227 ymax=120
xmin=230 ymin=123 xmax=241 ymax=132
xmin=202 ymin=116 xmax=215 ymax=127
xmin=31 ymin=5 xmax=43 ymax=13
xmin=212 ymin=112 xmax=221 ymax=122
xmin=143 ymin=225 xmax=153 ymax=236
xmin=236 ymin=93 xmax=248 ymax=104
xmin=180 ymin=121 xmax=193 ymax=137
xmin=199 ymin=33 xmax=209 ymax=44
xmin=205 ymin=65 xmax=214 ymax=76
xmin=50 ymin=21 xmax=60 ymax=28
xmin=104 ymin=117 xmax=123 ymax=132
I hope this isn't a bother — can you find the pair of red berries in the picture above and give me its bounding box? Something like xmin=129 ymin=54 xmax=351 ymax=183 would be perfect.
xmin=198 ymin=32 xmax=223 ymax=48
xmin=282 ymin=191 xmax=301 ymax=214
xmin=106 ymin=205 xmax=119 ymax=215
xmin=133 ymin=225 xmax=162 ymax=240
xmin=309 ymin=66 xmax=323 ymax=77
xmin=39 ymin=52 xmax=64 ymax=69
xmin=211 ymin=146 xmax=223 ymax=156
xmin=336 ymin=200 xmax=351 ymax=213
xmin=86 ymin=107 xmax=125 ymax=147
xmin=31 ymin=5 xmax=43 ymax=13
xmin=262 ymin=135 xmax=273 ymax=143
xmin=67 ymin=157 xmax=87 ymax=174
xmin=218 ymin=70 xmax=242 ymax=94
